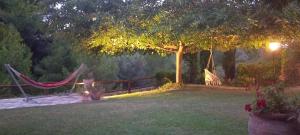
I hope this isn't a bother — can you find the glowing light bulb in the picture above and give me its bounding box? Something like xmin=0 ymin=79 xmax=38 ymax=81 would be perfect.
xmin=269 ymin=42 xmax=281 ymax=51
xmin=84 ymin=90 xmax=90 ymax=95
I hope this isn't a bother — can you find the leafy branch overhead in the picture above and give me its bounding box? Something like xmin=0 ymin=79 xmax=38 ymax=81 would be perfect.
xmin=2 ymin=0 xmax=300 ymax=85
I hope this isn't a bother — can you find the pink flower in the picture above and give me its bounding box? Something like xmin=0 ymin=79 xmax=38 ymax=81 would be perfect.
xmin=256 ymin=99 xmax=267 ymax=109
xmin=245 ymin=104 xmax=252 ymax=112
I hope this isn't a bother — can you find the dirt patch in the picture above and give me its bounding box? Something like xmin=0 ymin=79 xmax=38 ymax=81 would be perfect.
xmin=0 ymin=94 xmax=82 ymax=110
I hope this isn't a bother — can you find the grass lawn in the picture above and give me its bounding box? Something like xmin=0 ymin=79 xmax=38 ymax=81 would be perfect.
xmin=1 ymin=85 xmax=297 ymax=135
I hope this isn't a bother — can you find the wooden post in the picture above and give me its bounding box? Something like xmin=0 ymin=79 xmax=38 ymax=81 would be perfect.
xmin=44 ymin=89 xmax=49 ymax=95
xmin=176 ymin=42 xmax=184 ymax=84
xmin=128 ymin=81 xmax=132 ymax=93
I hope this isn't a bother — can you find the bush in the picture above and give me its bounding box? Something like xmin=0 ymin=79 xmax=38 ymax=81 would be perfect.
xmin=155 ymin=71 xmax=176 ymax=86
xmin=236 ymin=61 xmax=280 ymax=87
xmin=281 ymin=43 xmax=300 ymax=85
xmin=245 ymin=83 xmax=300 ymax=114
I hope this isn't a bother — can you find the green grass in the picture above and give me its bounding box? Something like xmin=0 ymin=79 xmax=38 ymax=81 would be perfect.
xmin=0 ymin=86 xmax=273 ymax=135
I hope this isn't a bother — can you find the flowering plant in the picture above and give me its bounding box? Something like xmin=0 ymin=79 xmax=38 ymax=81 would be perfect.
xmin=245 ymin=83 xmax=300 ymax=115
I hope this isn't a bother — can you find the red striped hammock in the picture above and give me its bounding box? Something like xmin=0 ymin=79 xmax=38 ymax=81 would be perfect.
xmin=7 ymin=64 xmax=85 ymax=89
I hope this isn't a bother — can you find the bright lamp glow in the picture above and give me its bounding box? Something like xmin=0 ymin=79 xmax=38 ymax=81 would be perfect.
xmin=269 ymin=42 xmax=281 ymax=51
xmin=84 ymin=90 xmax=90 ymax=95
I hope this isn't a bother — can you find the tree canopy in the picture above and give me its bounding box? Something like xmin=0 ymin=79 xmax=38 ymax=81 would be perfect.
xmin=84 ymin=0 xmax=300 ymax=83
xmin=2 ymin=0 xmax=300 ymax=86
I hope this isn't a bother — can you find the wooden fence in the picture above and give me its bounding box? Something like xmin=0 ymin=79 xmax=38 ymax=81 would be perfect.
xmin=0 ymin=77 xmax=156 ymax=96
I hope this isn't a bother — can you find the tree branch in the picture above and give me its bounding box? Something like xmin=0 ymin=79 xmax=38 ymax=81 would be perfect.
xmin=164 ymin=45 xmax=178 ymax=50
xmin=184 ymin=47 xmax=201 ymax=54
xmin=155 ymin=46 xmax=177 ymax=53
xmin=146 ymin=45 xmax=177 ymax=53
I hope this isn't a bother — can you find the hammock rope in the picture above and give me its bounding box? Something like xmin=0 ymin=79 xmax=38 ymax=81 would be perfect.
xmin=5 ymin=64 xmax=86 ymax=101
xmin=204 ymin=46 xmax=222 ymax=86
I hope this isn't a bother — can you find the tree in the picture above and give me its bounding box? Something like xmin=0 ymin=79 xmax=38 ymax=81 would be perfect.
xmin=75 ymin=53 xmax=119 ymax=81
xmin=33 ymin=32 xmax=77 ymax=82
xmin=85 ymin=0 xmax=247 ymax=84
xmin=223 ymin=48 xmax=236 ymax=82
xmin=0 ymin=0 xmax=50 ymax=66
xmin=51 ymin=0 xmax=300 ymax=84
xmin=0 ymin=23 xmax=32 ymax=84
xmin=41 ymin=0 xmax=126 ymax=38
xmin=239 ymin=0 xmax=300 ymax=44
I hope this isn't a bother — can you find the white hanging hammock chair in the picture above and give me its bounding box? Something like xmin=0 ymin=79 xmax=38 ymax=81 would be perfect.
xmin=204 ymin=46 xmax=222 ymax=86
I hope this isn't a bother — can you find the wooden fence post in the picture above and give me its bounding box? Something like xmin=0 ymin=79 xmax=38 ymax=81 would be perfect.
xmin=128 ymin=81 xmax=132 ymax=93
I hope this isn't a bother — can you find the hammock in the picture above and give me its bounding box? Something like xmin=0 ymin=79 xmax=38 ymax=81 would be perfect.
xmin=205 ymin=69 xmax=222 ymax=86
xmin=4 ymin=64 xmax=86 ymax=101
xmin=204 ymin=46 xmax=222 ymax=86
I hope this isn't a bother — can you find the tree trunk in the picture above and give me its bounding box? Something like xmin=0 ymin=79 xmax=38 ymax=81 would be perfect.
xmin=176 ymin=43 xmax=184 ymax=84
xmin=222 ymin=48 xmax=236 ymax=83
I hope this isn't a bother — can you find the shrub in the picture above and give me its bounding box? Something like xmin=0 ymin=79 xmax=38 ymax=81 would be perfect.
xmin=245 ymin=83 xmax=300 ymax=114
xmin=281 ymin=44 xmax=300 ymax=85
xmin=236 ymin=61 xmax=280 ymax=87
xmin=155 ymin=71 xmax=176 ymax=86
